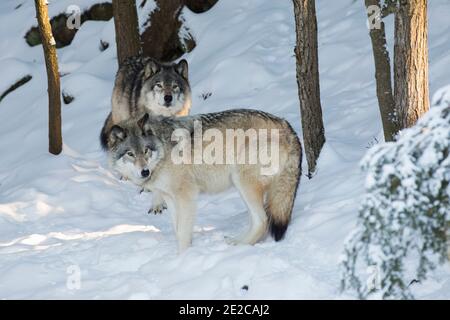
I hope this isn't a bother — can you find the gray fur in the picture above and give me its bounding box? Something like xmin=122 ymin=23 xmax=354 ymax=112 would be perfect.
xmin=104 ymin=109 xmax=302 ymax=252
xmin=113 ymin=56 xmax=191 ymax=121
xmin=100 ymin=56 xmax=191 ymax=149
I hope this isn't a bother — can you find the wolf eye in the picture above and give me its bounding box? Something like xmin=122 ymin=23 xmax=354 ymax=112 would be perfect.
xmin=144 ymin=147 xmax=151 ymax=154
xmin=126 ymin=151 xmax=135 ymax=157
xmin=155 ymin=83 xmax=163 ymax=89
xmin=172 ymin=84 xmax=179 ymax=90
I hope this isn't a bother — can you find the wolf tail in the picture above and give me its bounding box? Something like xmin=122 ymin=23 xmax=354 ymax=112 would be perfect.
xmin=100 ymin=112 xmax=113 ymax=151
xmin=265 ymin=124 xmax=302 ymax=241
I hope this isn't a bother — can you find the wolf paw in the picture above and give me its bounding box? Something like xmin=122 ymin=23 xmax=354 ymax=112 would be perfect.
xmin=148 ymin=203 xmax=167 ymax=215
xmin=225 ymin=233 xmax=259 ymax=246
xmin=224 ymin=235 xmax=242 ymax=246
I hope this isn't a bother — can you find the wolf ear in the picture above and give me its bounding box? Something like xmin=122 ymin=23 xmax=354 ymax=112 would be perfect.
xmin=137 ymin=113 xmax=153 ymax=136
xmin=144 ymin=60 xmax=160 ymax=79
xmin=175 ymin=59 xmax=188 ymax=80
xmin=108 ymin=125 xmax=127 ymax=147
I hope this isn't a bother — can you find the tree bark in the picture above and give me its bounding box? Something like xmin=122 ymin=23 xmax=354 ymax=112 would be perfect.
xmin=112 ymin=0 xmax=141 ymax=66
xmin=34 ymin=0 xmax=62 ymax=155
xmin=365 ymin=0 xmax=399 ymax=141
xmin=140 ymin=0 xmax=218 ymax=62
xmin=394 ymin=0 xmax=429 ymax=129
xmin=141 ymin=0 xmax=185 ymax=62
xmin=292 ymin=0 xmax=325 ymax=177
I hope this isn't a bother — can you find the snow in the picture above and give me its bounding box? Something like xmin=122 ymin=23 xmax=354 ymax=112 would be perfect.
xmin=0 ymin=0 xmax=450 ymax=299
xmin=342 ymin=103 xmax=450 ymax=298
xmin=0 ymin=59 xmax=31 ymax=95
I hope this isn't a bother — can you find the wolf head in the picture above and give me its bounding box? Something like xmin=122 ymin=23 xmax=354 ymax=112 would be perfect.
xmin=140 ymin=59 xmax=191 ymax=117
xmin=106 ymin=117 xmax=164 ymax=185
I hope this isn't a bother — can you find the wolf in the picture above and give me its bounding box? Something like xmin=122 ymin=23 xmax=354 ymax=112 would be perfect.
xmin=105 ymin=109 xmax=302 ymax=252
xmin=104 ymin=117 xmax=168 ymax=214
xmin=100 ymin=55 xmax=191 ymax=150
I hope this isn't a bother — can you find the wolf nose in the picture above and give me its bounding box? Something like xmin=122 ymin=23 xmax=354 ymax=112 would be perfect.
xmin=141 ymin=169 xmax=150 ymax=178
xmin=164 ymin=95 xmax=173 ymax=103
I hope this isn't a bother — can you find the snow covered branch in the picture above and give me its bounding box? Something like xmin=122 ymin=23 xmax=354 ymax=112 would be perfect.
xmin=341 ymin=104 xmax=450 ymax=299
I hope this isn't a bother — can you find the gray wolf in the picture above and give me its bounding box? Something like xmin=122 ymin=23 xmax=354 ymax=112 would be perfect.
xmin=104 ymin=116 xmax=167 ymax=214
xmin=100 ymin=56 xmax=191 ymax=150
xmin=105 ymin=109 xmax=302 ymax=252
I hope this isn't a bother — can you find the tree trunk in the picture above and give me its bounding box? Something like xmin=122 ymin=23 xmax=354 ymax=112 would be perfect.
xmin=365 ymin=0 xmax=399 ymax=141
xmin=140 ymin=0 xmax=218 ymax=62
xmin=112 ymin=0 xmax=141 ymax=66
xmin=141 ymin=0 xmax=185 ymax=62
xmin=394 ymin=0 xmax=429 ymax=129
xmin=34 ymin=0 xmax=62 ymax=155
xmin=292 ymin=0 xmax=325 ymax=177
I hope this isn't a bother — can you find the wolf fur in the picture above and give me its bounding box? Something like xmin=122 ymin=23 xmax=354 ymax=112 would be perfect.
xmin=105 ymin=117 xmax=168 ymax=214
xmin=100 ymin=56 xmax=191 ymax=150
xmin=106 ymin=109 xmax=302 ymax=252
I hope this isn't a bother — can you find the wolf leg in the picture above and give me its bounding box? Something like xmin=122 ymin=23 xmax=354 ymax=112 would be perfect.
xmin=148 ymin=191 xmax=167 ymax=214
xmin=172 ymin=194 xmax=197 ymax=253
xmin=227 ymin=178 xmax=267 ymax=245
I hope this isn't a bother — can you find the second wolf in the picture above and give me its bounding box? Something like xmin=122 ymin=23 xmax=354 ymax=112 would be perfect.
xmin=104 ymin=109 xmax=302 ymax=252
xmin=100 ymin=56 xmax=192 ymax=150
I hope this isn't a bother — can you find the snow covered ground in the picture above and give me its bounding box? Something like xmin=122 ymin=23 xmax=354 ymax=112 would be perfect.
xmin=0 ymin=0 xmax=449 ymax=299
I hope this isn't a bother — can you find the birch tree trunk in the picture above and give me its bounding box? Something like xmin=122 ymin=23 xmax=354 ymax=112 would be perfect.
xmin=34 ymin=0 xmax=62 ymax=155
xmin=292 ymin=0 xmax=325 ymax=177
xmin=112 ymin=0 xmax=141 ymax=66
xmin=394 ymin=0 xmax=429 ymax=129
